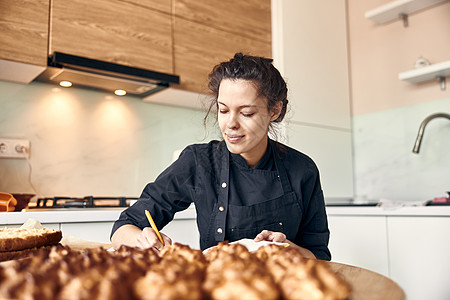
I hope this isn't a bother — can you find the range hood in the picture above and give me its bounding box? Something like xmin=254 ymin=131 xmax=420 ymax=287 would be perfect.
xmin=35 ymin=52 xmax=180 ymax=97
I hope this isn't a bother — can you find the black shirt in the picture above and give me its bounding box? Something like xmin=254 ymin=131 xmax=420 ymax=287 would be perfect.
xmin=111 ymin=139 xmax=331 ymax=260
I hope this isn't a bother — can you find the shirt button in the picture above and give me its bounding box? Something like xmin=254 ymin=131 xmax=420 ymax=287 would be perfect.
xmin=279 ymin=222 xmax=283 ymax=226
xmin=217 ymin=228 xmax=223 ymax=234
xmin=219 ymin=206 xmax=225 ymax=212
xmin=221 ymin=182 xmax=227 ymax=188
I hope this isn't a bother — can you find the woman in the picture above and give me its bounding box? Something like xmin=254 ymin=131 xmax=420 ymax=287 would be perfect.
xmin=111 ymin=53 xmax=331 ymax=260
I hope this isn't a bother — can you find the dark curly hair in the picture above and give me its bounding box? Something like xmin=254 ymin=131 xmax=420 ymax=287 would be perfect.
xmin=204 ymin=53 xmax=288 ymax=128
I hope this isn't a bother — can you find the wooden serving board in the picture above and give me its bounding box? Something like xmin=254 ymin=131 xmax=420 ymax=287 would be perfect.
xmin=60 ymin=238 xmax=111 ymax=252
xmin=328 ymin=261 xmax=405 ymax=300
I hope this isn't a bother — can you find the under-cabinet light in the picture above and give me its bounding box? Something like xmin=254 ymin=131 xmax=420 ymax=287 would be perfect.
xmin=59 ymin=81 xmax=72 ymax=87
xmin=114 ymin=89 xmax=127 ymax=96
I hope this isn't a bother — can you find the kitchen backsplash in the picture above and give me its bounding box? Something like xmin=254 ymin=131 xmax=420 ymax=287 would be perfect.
xmin=1 ymin=80 xmax=448 ymax=202
xmin=0 ymin=81 xmax=218 ymax=197
xmin=353 ymin=97 xmax=450 ymax=202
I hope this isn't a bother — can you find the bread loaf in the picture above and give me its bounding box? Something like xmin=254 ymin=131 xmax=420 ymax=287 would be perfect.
xmin=0 ymin=244 xmax=63 ymax=262
xmin=0 ymin=228 xmax=62 ymax=252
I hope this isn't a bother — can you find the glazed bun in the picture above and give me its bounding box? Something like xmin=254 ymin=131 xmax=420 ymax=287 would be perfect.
xmin=0 ymin=242 xmax=351 ymax=300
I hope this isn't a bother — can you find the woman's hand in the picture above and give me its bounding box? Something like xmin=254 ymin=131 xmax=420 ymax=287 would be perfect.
xmin=254 ymin=229 xmax=287 ymax=243
xmin=136 ymin=227 xmax=172 ymax=253
xmin=254 ymin=230 xmax=316 ymax=259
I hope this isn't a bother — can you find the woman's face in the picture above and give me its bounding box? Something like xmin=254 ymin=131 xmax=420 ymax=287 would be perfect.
xmin=217 ymin=79 xmax=280 ymax=167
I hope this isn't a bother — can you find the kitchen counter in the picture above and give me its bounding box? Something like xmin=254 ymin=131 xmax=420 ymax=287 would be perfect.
xmin=0 ymin=205 xmax=197 ymax=226
xmin=326 ymin=205 xmax=450 ymax=216
xmin=1 ymin=205 xmax=449 ymax=226
xmin=0 ymin=205 xmax=199 ymax=246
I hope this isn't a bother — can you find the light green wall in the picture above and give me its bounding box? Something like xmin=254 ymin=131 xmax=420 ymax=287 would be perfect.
xmin=352 ymin=97 xmax=450 ymax=202
xmin=0 ymin=81 xmax=219 ymax=197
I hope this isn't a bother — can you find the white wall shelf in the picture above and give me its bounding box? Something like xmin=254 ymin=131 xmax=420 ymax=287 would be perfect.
xmin=365 ymin=0 xmax=449 ymax=25
xmin=398 ymin=60 xmax=450 ymax=90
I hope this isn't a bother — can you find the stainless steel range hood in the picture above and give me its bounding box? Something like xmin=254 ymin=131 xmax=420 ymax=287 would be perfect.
xmin=35 ymin=52 xmax=180 ymax=97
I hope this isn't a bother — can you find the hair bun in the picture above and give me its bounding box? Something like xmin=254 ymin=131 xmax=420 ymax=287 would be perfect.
xmin=233 ymin=53 xmax=244 ymax=60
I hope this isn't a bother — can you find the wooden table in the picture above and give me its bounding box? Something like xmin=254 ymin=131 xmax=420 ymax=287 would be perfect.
xmin=26 ymin=240 xmax=407 ymax=300
xmin=328 ymin=261 xmax=405 ymax=300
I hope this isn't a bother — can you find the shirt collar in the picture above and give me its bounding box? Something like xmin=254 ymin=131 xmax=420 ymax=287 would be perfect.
xmin=229 ymin=138 xmax=273 ymax=170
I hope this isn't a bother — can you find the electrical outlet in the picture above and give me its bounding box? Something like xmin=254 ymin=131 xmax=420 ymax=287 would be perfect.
xmin=0 ymin=138 xmax=30 ymax=159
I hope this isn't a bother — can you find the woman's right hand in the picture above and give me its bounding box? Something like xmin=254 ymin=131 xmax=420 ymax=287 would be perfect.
xmin=136 ymin=227 xmax=172 ymax=253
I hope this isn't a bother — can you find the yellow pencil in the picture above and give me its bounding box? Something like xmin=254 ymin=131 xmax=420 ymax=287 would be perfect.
xmin=145 ymin=210 xmax=164 ymax=246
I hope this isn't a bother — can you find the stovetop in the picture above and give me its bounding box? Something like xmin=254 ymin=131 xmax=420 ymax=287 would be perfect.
xmin=32 ymin=196 xmax=138 ymax=209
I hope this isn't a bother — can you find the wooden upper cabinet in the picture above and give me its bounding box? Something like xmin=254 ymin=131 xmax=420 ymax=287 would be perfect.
xmin=0 ymin=0 xmax=49 ymax=66
xmin=174 ymin=0 xmax=271 ymax=44
xmin=173 ymin=0 xmax=272 ymax=94
xmin=49 ymin=0 xmax=173 ymax=74
xmin=173 ymin=17 xmax=271 ymax=94
xmin=122 ymin=0 xmax=172 ymax=14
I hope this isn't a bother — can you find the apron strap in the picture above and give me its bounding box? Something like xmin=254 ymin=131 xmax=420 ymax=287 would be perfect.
xmin=271 ymin=141 xmax=293 ymax=194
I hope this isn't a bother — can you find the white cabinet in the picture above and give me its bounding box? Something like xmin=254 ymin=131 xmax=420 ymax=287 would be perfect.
xmin=0 ymin=209 xmax=199 ymax=248
xmin=161 ymin=219 xmax=200 ymax=249
xmin=327 ymin=210 xmax=450 ymax=300
xmin=60 ymin=222 xmax=114 ymax=244
xmin=276 ymin=0 xmax=351 ymax=129
xmin=59 ymin=219 xmax=200 ymax=248
xmin=286 ymin=124 xmax=354 ymax=198
xmin=273 ymin=0 xmax=354 ymax=199
xmin=327 ymin=215 xmax=389 ymax=276
xmin=387 ymin=217 xmax=450 ymax=300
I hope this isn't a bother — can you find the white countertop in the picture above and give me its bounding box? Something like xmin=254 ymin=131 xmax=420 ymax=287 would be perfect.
xmin=326 ymin=205 xmax=450 ymax=217
xmin=0 ymin=205 xmax=197 ymax=226
xmin=1 ymin=205 xmax=449 ymax=226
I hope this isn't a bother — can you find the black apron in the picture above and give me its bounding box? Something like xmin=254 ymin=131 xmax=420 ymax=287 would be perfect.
xmin=200 ymin=142 xmax=302 ymax=250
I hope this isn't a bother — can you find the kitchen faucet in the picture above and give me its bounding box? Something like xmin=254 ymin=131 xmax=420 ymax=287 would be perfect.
xmin=412 ymin=112 xmax=450 ymax=153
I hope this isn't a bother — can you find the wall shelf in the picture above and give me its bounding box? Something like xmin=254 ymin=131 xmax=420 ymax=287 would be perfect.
xmin=365 ymin=0 xmax=449 ymax=25
xmin=398 ymin=60 xmax=450 ymax=90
